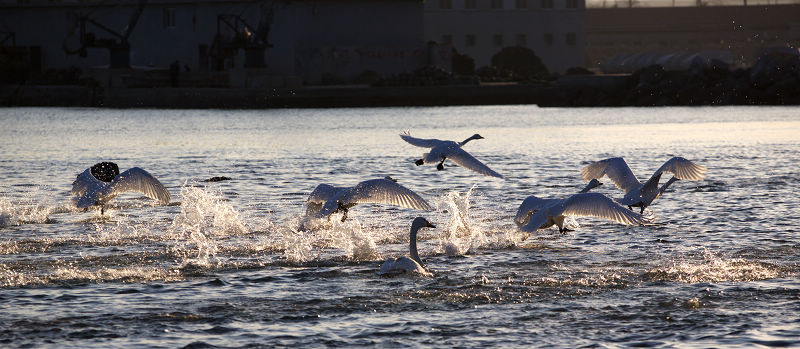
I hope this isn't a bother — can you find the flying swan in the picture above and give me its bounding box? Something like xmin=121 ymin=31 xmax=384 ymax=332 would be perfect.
xmin=580 ymin=157 xmax=707 ymax=213
xmin=71 ymin=162 xmax=171 ymax=214
xmin=400 ymin=131 xmax=503 ymax=178
xmin=516 ymin=191 xmax=652 ymax=233
xmin=515 ymin=178 xmax=602 ymax=229
xmin=306 ymin=177 xmax=432 ymax=222
xmin=378 ymin=217 xmax=436 ymax=276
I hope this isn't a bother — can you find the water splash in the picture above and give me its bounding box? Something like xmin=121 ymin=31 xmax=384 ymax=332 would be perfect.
xmin=0 ymin=191 xmax=54 ymax=227
xmin=435 ymin=186 xmax=487 ymax=256
xmin=645 ymin=248 xmax=784 ymax=283
xmin=168 ymin=182 xmax=249 ymax=267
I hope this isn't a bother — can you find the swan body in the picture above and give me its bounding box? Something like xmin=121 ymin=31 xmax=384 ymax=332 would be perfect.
xmin=71 ymin=162 xmax=170 ymax=213
xmin=378 ymin=217 xmax=435 ymax=276
xmin=306 ymin=177 xmax=432 ymax=222
xmin=581 ymin=157 xmax=706 ymax=213
xmin=517 ymin=192 xmax=651 ymax=233
xmin=400 ymin=132 xmax=503 ymax=178
xmin=514 ymin=178 xmax=603 ymax=228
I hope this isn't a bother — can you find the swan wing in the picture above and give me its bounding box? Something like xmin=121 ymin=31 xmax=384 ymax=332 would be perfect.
xmin=581 ymin=157 xmax=640 ymax=194
xmin=515 ymin=195 xmax=557 ymax=226
xmin=343 ymin=179 xmax=433 ymax=210
xmin=307 ymin=184 xmax=339 ymax=204
xmin=105 ymin=168 xmax=171 ymax=205
xmin=520 ymin=210 xmax=550 ymax=232
xmin=71 ymin=168 xmax=103 ymax=206
xmin=400 ymin=133 xmax=443 ymax=148
xmin=652 ymin=156 xmax=707 ymax=181
xmin=445 ymin=147 xmax=503 ymax=178
xmin=560 ymin=193 xmax=651 ymax=226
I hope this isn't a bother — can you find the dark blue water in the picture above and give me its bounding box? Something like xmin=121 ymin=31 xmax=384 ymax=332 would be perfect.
xmin=1 ymin=106 xmax=799 ymax=347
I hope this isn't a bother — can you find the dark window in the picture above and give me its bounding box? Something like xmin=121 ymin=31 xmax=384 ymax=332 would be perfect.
xmin=441 ymin=34 xmax=453 ymax=45
xmin=515 ymin=0 xmax=527 ymax=9
xmin=493 ymin=34 xmax=504 ymax=47
xmin=465 ymin=34 xmax=476 ymax=47
xmin=465 ymin=0 xmax=476 ymax=9
xmin=516 ymin=34 xmax=527 ymax=46
xmin=491 ymin=0 xmax=503 ymax=9
xmin=541 ymin=0 xmax=553 ymax=8
xmin=439 ymin=0 xmax=452 ymax=9
xmin=163 ymin=8 xmax=176 ymax=28
xmin=544 ymin=33 xmax=553 ymax=46
xmin=566 ymin=33 xmax=577 ymax=45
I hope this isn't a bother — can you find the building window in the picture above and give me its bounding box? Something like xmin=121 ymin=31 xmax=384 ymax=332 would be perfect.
xmin=465 ymin=34 xmax=476 ymax=47
xmin=540 ymin=0 xmax=553 ymax=8
xmin=493 ymin=34 xmax=504 ymax=47
xmin=441 ymin=34 xmax=453 ymax=45
xmin=491 ymin=0 xmax=503 ymax=9
xmin=439 ymin=0 xmax=452 ymax=9
xmin=566 ymin=0 xmax=578 ymax=8
xmin=543 ymin=33 xmax=553 ymax=46
xmin=465 ymin=0 xmax=476 ymax=9
xmin=516 ymin=34 xmax=527 ymax=47
xmin=515 ymin=0 xmax=527 ymax=9
xmin=566 ymin=33 xmax=577 ymax=45
xmin=163 ymin=8 xmax=176 ymax=28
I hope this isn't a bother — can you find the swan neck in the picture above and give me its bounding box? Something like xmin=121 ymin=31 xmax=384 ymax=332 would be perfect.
xmin=659 ymin=176 xmax=678 ymax=194
xmin=409 ymin=225 xmax=422 ymax=266
xmin=458 ymin=135 xmax=478 ymax=146
xmin=579 ymin=182 xmax=596 ymax=193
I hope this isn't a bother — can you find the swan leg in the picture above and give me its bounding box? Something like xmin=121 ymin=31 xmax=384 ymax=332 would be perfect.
xmin=415 ymin=159 xmax=425 ymax=166
xmin=340 ymin=209 xmax=349 ymax=222
xmin=640 ymin=206 xmax=645 ymax=214
xmin=436 ymin=159 xmax=445 ymax=171
xmin=100 ymin=205 xmax=105 ymax=215
xmin=627 ymin=206 xmax=633 ymax=211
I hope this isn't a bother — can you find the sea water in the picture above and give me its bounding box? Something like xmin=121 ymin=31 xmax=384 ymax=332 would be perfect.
xmin=0 ymin=106 xmax=798 ymax=347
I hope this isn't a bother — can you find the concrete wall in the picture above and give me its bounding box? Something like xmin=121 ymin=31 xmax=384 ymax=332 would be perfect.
xmin=424 ymin=0 xmax=587 ymax=73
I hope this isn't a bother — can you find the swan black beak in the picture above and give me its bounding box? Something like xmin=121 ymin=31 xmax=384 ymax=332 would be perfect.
xmin=427 ymin=222 xmax=436 ymax=228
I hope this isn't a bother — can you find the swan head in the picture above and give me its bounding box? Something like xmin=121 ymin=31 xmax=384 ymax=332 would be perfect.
xmin=90 ymin=162 xmax=119 ymax=182
xmin=384 ymin=176 xmax=397 ymax=183
xmin=587 ymin=178 xmax=603 ymax=189
xmin=411 ymin=217 xmax=436 ymax=230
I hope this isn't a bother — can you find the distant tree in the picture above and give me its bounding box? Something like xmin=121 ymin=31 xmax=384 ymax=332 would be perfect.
xmin=490 ymin=46 xmax=549 ymax=81
xmin=451 ymin=48 xmax=475 ymax=76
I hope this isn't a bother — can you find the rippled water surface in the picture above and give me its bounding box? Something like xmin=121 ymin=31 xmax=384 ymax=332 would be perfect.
xmin=1 ymin=106 xmax=799 ymax=347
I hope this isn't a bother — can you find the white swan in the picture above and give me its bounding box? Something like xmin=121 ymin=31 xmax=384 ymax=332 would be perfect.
xmin=400 ymin=131 xmax=503 ymax=178
xmin=378 ymin=217 xmax=435 ymax=276
xmin=71 ymin=162 xmax=170 ymax=214
xmin=514 ymin=178 xmax=602 ymax=228
xmin=581 ymin=157 xmax=707 ymax=213
xmin=516 ymin=192 xmax=652 ymax=233
xmin=306 ymin=176 xmax=432 ymax=222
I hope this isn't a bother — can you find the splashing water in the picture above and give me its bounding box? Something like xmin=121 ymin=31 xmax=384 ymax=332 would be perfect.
xmin=0 ymin=190 xmax=54 ymax=227
xmin=645 ymin=248 xmax=784 ymax=283
xmin=169 ymin=182 xmax=249 ymax=267
xmin=435 ymin=186 xmax=488 ymax=256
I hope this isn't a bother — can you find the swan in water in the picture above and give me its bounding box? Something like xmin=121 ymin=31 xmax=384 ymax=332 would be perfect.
xmin=306 ymin=176 xmax=432 ymax=222
xmin=580 ymin=157 xmax=707 ymax=213
xmin=378 ymin=217 xmax=435 ymax=276
xmin=516 ymin=190 xmax=652 ymax=233
xmin=71 ymin=162 xmax=170 ymax=214
xmin=515 ymin=178 xmax=602 ymax=229
xmin=400 ymin=131 xmax=503 ymax=178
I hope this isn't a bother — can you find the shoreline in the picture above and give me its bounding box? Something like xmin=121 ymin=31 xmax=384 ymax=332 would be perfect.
xmin=3 ymin=68 xmax=799 ymax=109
